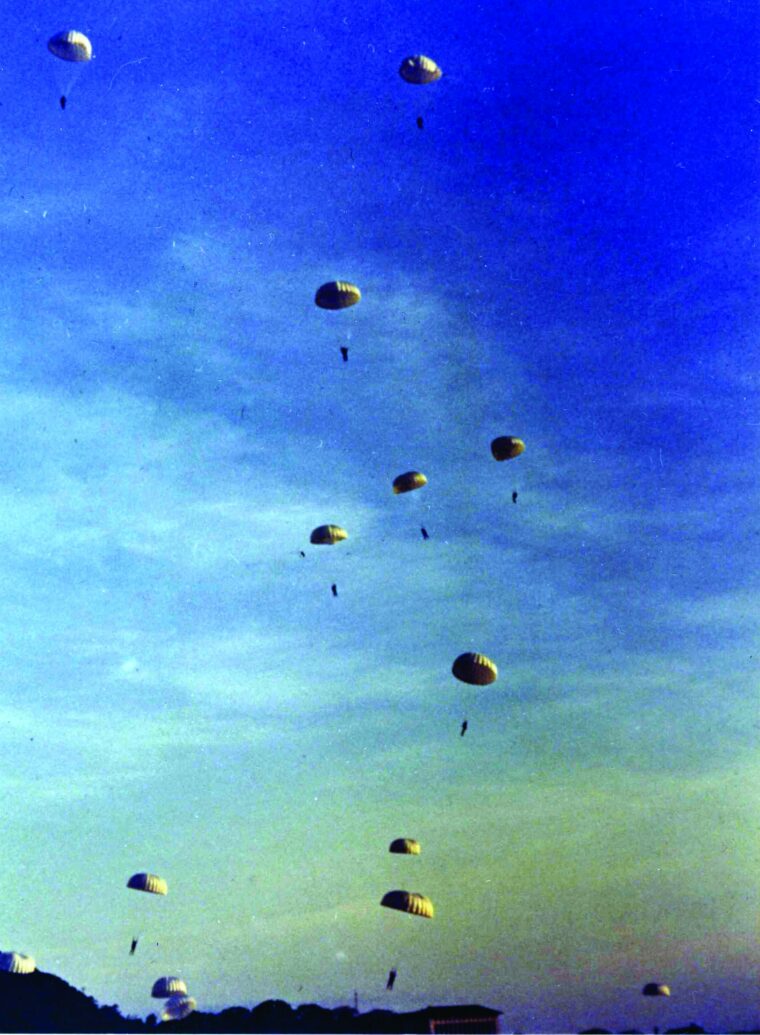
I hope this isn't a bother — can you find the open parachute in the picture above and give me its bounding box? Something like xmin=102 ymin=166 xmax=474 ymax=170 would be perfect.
xmin=0 ymin=952 xmax=35 ymax=975
xmin=491 ymin=437 xmax=525 ymax=462
xmin=152 ymin=977 xmax=188 ymax=999
xmin=310 ymin=525 xmax=348 ymax=545
xmin=315 ymin=282 xmax=361 ymax=310
xmin=392 ymin=472 xmax=427 ymax=494
xmin=127 ymin=872 xmax=168 ymax=895
xmin=399 ymin=55 xmax=442 ymax=84
xmin=389 ymin=838 xmax=421 ymax=855
xmin=161 ymin=996 xmax=197 ymax=1021
xmin=381 ymin=890 xmax=434 ymax=918
xmin=48 ymin=31 xmax=92 ymax=62
xmin=452 ymin=652 xmax=498 ymax=686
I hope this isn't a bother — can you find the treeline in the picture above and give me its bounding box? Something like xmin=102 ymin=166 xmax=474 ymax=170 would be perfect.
xmin=0 ymin=971 xmax=445 ymax=1033
xmin=2 ymin=972 xmax=758 ymax=1034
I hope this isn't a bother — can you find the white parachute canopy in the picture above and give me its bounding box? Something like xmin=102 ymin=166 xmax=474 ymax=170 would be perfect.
xmin=127 ymin=872 xmax=168 ymax=895
xmin=162 ymin=996 xmax=196 ymax=1022
xmin=0 ymin=952 xmax=35 ymax=974
xmin=48 ymin=31 xmax=92 ymax=61
xmin=152 ymin=977 xmax=188 ymax=999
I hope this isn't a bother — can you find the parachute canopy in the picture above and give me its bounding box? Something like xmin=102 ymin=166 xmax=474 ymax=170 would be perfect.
xmin=161 ymin=996 xmax=196 ymax=1022
xmin=152 ymin=977 xmax=188 ymax=999
xmin=389 ymin=838 xmax=421 ymax=855
xmin=381 ymin=890 xmax=434 ymax=918
xmin=399 ymin=55 xmax=442 ymax=84
xmin=491 ymin=437 xmax=525 ymax=462
xmin=392 ymin=471 xmax=428 ymax=495
xmin=0 ymin=952 xmax=35 ymax=975
xmin=452 ymin=652 xmax=498 ymax=686
xmin=127 ymin=872 xmax=168 ymax=896
xmin=48 ymin=31 xmax=92 ymax=62
xmin=310 ymin=525 xmax=348 ymax=545
xmin=642 ymin=983 xmax=671 ymax=997
xmin=315 ymin=282 xmax=361 ymax=310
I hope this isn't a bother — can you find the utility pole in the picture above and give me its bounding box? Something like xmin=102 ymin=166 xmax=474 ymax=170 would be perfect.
xmin=353 ymin=990 xmax=359 ymax=1013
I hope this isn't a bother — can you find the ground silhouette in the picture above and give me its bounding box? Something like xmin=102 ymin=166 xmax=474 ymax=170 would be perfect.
xmin=0 ymin=973 xmax=476 ymax=1033
xmin=0 ymin=971 xmax=755 ymax=1034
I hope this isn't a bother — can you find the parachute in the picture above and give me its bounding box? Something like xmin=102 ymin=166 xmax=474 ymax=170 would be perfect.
xmin=47 ymin=31 xmax=92 ymax=62
xmin=161 ymin=996 xmax=196 ymax=1022
xmin=642 ymin=983 xmax=671 ymax=997
xmin=491 ymin=437 xmax=525 ymax=462
xmin=315 ymin=282 xmax=361 ymax=310
xmin=152 ymin=977 xmax=188 ymax=999
xmin=452 ymin=652 xmax=498 ymax=686
xmin=127 ymin=872 xmax=168 ymax=895
xmin=399 ymin=56 xmax=442 ymax=84
xmin=381 ymin=890 xmax=434 ymax=918
xmin=389 ymin=838 xmax=421 ymax=855
xmin=0 ymin=952 xmax=35 ymax=975
xmin=47 ymin=30 xmax=92 ymax=108
xmin=310 ymin=525 xmax=348 ymax=545
xmin=392 ymin=472 xmax=427 ymax=495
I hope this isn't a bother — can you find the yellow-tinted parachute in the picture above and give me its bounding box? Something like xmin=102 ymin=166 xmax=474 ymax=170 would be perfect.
xmin=48 ymin=31 xmax=92 ymax=62
xmin=315 ymin=282 xmax=361 ymax=310
xmin=392 ymin=472 xmax=428 ymax=495
xmin=127 ymin=872 xmax=168 ymax=896
xmin=491 ymin=437 xmax=525 ymax=462
xmin=310 ymin=525 xmax=348 ymax=545
xmin=452 ymin=652 xmax=498 ymax=686
xmin=399 ymin=55 xmax=442 ymax=84
xmin=0 ymin=952 xmax=35 ymax=975
xmin=152 ymin=977 xmax=188 ymax=999
xmin=161 ymin=996 xmax=196 ymax=1022
xmin=381 ymin=890 xmax=434 ymax=918
xmin=389 ymin=838 xmax=421 ymax=855
xmin=642 ymin=983 xmax=671 ymax=997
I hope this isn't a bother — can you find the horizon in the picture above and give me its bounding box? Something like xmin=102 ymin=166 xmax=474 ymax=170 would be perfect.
xmin=0 ymin=965 xmax=748 ymax=1034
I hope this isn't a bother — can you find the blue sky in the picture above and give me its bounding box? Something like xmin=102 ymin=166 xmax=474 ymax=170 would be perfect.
xmin=0 ymin=0 xmax=757 ymax=1031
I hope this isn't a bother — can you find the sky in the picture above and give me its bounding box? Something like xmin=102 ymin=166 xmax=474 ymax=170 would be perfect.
xmin=0 ymin=0 xmax=757 ymax=1031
